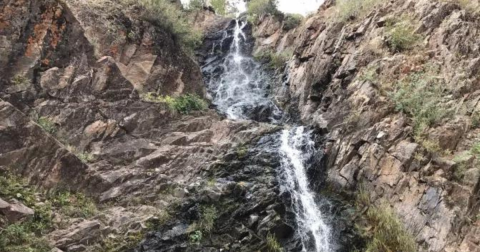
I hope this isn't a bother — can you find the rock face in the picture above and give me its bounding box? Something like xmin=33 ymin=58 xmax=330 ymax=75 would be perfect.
xmin=0 ymin=198 xmax=35 ymax=222
xmin=0 ymin=0 xmax=282 ymax=251
xmin=252 ymin=0 xmax=480 ymax=251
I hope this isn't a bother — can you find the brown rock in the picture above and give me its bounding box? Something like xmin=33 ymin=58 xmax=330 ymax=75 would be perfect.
xmin=0 ymin=198 xmax=34 ymax=222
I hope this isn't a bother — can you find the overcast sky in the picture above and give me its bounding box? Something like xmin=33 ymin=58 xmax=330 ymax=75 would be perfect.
xmin=181 ymin=0 xmax=324 ymax=16
xmin=277 ymin=0 xmax=324 ymax=15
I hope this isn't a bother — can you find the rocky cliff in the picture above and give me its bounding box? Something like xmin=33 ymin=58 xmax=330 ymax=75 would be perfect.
xmin=0 ymin=0 xmax=275 ymax=251
xmin=253 ymin=0 xmax=480 ymax=251
xmin=2 ymin=0 xmax=480 ymax=251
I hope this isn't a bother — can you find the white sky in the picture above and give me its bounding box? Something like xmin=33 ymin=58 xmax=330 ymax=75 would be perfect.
xmin=181 ymin=0 xmax=324 ymax=16
xmin=277 ymin=0 xmax=324 ymax=15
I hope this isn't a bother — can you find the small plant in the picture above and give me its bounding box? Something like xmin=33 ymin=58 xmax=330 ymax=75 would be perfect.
xmin=283 ymin=14 xmax=303 ymax=31
xmin=451 ymin=144 xmax=480 ymax=181
xmin=37 ymin=117 xmax=57 ymax=134
xmin=11 ymin=75 xmax=30 ymax=87
xmin=247 ymin=0 xmax=281 ymax=23
xmin=77 ymin=152 xmax=96 ymax=163
xmin=266 ymin=233 xmax=282 ymax=252
xmin=385 ymin=18 xmax=421 ymax=52
xmin=141 ymin=93 xmax=207 ymax=114
xmin=364 ymin=204 xmax=417 ymax=252
xmin=355 ymin=184 xmax=371 ymax=207
xmin=199 ymin=206 xmax=218 ymax=233
xmin=359 ymin=66 xmax=378 ymax=83
xmin=189 ymin=230 xmax=203 ymax=244
xmin=47 ymin=190 xmax=97 ymax=218
xmin=392 ymin=69 xmax=451 ymax=135
xmin=236 ymin=145 xmax=249 ymax=158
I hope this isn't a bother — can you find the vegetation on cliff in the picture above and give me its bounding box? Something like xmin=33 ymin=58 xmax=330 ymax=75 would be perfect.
xmin=135 ymin=0 xmax=204 ymax=51
xmin=0 ymin=174 xmax=97 ymax=252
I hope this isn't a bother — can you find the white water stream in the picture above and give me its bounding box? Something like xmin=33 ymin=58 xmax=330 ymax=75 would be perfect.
xmin=279 ymin=127 xmax=332 ymax=252
xmin=204 ymin=20 xmax=281 ymax=121
xmin=203 ymin=18 xmax=332 ymax=252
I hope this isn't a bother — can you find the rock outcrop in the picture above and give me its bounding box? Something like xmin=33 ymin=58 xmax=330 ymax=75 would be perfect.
xmin=0 ymin=0 xmax=280 ymax=251
xmin=252 ymin=0 xmax=480 ymax=251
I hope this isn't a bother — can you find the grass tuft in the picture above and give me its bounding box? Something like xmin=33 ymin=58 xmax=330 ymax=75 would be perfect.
xmin=266 ymin=233 xmax=282 ymax=252
xmin=198 ymin=206 xmax=218 ymax=233
xmin=141 ymin=93 xmax=208 ymax=114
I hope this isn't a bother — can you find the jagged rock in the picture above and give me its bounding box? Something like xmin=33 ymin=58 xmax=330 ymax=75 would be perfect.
xmin=50 ymin=220 xmax=103 ymax=250
xmin=0 ymin=198 xmax=34 ymax=222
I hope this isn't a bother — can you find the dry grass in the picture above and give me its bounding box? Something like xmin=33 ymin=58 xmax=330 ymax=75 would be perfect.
xmin=356 ymin=189 xmax=417 ymax=252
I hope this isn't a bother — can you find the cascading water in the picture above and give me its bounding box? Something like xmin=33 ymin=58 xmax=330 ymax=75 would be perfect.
xmin=279 ymin=127 xmax=332 ymax=252
xmin=202 ymin=19 xmax=282 ymax=122
xmin=202 ymin=17 xmax=332 ymax=252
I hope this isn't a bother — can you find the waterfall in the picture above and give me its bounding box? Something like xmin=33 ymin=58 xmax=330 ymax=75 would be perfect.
xmin=279 ymin=127 xmax=331 ymax=252
xmin=202 ymin=19 xmax=282 ymax=122
xmin=202 ymin=19 xmax=332 ymax=251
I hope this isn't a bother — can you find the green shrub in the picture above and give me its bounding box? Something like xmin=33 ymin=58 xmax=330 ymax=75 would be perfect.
xmin=135 ymin=0 xmax=203 ymax=52
xmin=385 ymin=18 xmax=421 ymax=52
xmin=211 ymin=0 xmax=227 ymax=15
xmin=392 ymin=70 xmax=451 ymax=134
xmin=266 ymin=233 xmax=282 ymax=252
xmin=283 ymin=14 xmax=303 ymax=31
xmin=247 ymin=0 xmax=280 ymax=22
xmin=336 ymin=0 xmax=382 ymax=21
xmin=141 ymin=93 xmax=207 ymax=114
xmin=37 ymin=117 xmax=56 ymax=134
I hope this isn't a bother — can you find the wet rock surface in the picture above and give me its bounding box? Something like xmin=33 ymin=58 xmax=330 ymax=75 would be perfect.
xmin=135 ymin=131 xmax=362 ymax=252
